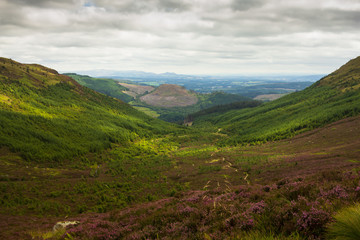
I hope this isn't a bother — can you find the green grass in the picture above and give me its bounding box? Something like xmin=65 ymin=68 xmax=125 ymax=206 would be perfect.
xmin=133 ymin=106 xmax=160 ymax=118
xmin=233 ymin=231 xmax=303 ymax=240
xmin=327 ymin=204 xmax=360 ymax=240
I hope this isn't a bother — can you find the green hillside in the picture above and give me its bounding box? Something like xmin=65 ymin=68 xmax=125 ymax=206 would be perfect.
xmin=65 ymin=73 xmax=134 ymax=103
xmin=0 ymin=58 xmax=180 ymax=162
xmin=193 ymin=56 xmax=360 ymax=144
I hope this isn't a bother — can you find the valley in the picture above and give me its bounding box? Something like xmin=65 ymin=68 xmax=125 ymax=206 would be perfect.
xmin=0 ymin=57 xmax=360 ymax=239
xmin=66 ymin=73 xmax=254 ymax=123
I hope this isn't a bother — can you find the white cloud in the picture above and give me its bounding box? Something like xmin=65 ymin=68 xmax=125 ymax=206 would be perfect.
xmin=0 ymin=0 xmax=359 ymax=74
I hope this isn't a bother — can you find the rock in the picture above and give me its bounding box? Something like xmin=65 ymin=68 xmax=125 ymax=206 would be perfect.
xmin=53 ymin=221 xmax=80 ymax=231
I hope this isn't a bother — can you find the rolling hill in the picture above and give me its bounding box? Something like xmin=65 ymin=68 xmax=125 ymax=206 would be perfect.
xmin=193 ymin=56 xmax=360 ymax=145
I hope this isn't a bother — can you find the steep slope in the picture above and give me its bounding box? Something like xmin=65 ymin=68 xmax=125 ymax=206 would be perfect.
xmin=140 ymin=84 xmax=198 ymax=107
xmin=193 ymin=56 xmax=360 ymax=144
xmin=316 ymin=56 xmax=360 ymax=90
xmin=0 ymin=58 xmax=179 ymax=162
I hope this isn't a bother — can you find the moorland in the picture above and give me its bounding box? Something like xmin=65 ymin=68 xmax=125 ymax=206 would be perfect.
xmin=0 ymin=56 xmax=360 ymax=239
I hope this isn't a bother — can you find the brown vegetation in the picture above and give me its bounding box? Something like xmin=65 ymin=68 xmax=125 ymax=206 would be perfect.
xmin=140 ymin=84 xmax=198 ymax=107
xmin=118 ymin=82 xmax=154 ymax=96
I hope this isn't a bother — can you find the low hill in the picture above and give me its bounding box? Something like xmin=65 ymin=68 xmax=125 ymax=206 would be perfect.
xmin=140 ymin=84 xmax=198 ymax=107
xmin=193 ymin=56 xmax=360 ymax=144
xmin=0 ymin=58 xmax=179 ymax=162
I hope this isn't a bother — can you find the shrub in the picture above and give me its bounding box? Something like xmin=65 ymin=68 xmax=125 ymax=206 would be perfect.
xmin=296 ymin=206 xmax=331 ymax=237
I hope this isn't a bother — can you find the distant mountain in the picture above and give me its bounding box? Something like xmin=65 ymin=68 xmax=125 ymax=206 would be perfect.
xmin=0 ymin=58 xmax=177 ymax=162
xmin=193 ymin=56 xmax=360 ymax=144
xmin=75 ymin=69 xmax=323 ymax=82
xmin=75 ymin=69 xmax=187 ymax=79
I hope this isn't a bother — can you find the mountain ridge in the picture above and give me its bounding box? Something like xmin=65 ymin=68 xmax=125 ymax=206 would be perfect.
xmin=316 ymin=56 xmax=360 ymax=90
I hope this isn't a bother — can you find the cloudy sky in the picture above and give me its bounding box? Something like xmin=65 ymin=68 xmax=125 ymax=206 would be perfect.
xmin=0 ymin=0 xmax=359 ymax=75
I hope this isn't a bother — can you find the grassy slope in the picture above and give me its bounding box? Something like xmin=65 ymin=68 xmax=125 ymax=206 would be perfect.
xmin=65 ymin=73 xmax=134 ymax=103
xmin=193 ymin=56 xmax=360 ymax=144
xmin=0 ymin=58 xmax=181 ymax=162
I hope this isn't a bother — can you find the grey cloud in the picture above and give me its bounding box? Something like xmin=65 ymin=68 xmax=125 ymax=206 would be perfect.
xmin=92 ymin=0 xmax=190 ymax=13
xmin=0 ymin=0 xmax=359 ymax=75
xmin=7 ymin=0 xmax=75 ymax=8
xmin=158 ymin=0 xmax=190 ymax=12
xmin=0 ymin=5 xmax=23 ymax=26
xmin=279 ymin=8 xmax=360 ymax=33
xmin=231 ymin=0 xmax=266 ymax=11
xmin=195 ymin=5 xmax=360 ymax=38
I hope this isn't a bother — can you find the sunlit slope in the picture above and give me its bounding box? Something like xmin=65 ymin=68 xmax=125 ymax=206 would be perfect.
xmin=193 ymin=56 xmax=360 ymax=144
xmin=0 ymin=58 xmax=179 ymax=162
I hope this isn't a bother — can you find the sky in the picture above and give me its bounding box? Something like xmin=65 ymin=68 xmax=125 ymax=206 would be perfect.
xmin=0 ymin=0 xmax=359 ymax=75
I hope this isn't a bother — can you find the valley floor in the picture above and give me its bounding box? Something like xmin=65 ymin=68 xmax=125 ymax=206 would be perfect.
xmin=1 ymin=116 xmax=360 ymax=239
